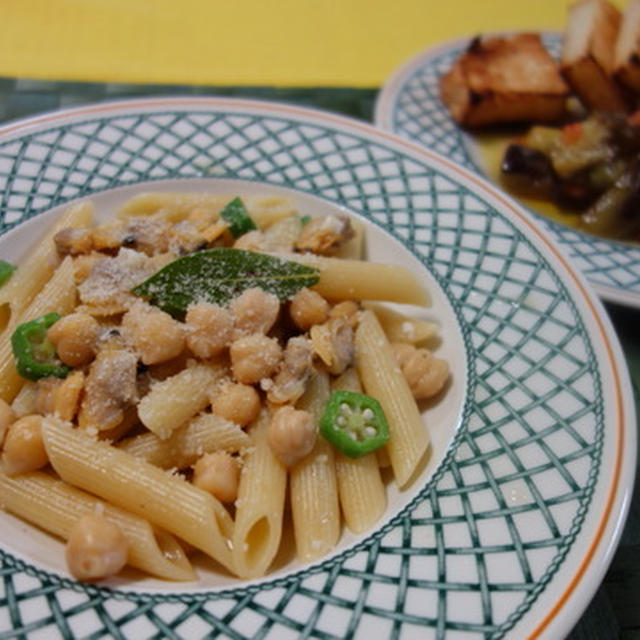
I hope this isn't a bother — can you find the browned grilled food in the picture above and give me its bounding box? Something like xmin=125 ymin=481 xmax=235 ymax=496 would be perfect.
xmin=439 ymin=33 xmax=570 ymax=127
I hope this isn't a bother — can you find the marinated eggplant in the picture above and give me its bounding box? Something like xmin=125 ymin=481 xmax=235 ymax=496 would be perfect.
xmin=500 ymin=113 xmax=640 ymax=240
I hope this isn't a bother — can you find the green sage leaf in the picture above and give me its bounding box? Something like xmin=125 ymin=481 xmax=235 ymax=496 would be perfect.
xmin=133 ymin=248 xmax=320 ymax=316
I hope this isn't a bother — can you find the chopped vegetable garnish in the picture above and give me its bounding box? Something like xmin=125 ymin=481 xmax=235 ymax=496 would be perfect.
xmin=0 ymin=259 xmax=16 ymax=287
xmin=220 ymin=197 xmax=257 ymax=238
xmin=11 ymin=313 xmax=70 ymax=381
xmin=320 ymin=390 xmax=390 ymax=458
xmin=133 ymin=248 xmax=320 ymax=317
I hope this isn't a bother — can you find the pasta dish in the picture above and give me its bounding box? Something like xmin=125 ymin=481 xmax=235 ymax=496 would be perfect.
xmin=0 ymin=192 xmax=450 ymax=583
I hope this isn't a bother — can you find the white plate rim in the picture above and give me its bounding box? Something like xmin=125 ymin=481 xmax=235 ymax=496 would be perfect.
xmin=0 ymin=96 xmax=633 ymax=639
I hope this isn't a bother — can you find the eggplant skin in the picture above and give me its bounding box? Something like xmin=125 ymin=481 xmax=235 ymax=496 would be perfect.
xmin=500 ymin=144 xmax=555 ymax=199
xmin=501 ymin=143 xmax=601 ymax=208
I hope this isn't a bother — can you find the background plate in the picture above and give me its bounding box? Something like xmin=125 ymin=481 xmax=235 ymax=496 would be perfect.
xmin=374 ymin=33 xmax=640 ymax=310
xmin=0 ymin=97 xmax=634 ymax=639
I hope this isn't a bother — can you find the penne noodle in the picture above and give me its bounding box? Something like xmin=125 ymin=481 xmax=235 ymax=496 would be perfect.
xmin=243 ymin=196 xmax=298 ymax=229
xmin=41 ymin=417 xmax=236 ymax=574
xmin=0 ymin=470 xmax=195 ymax=581
xmin=0 ymin=201 xmax=92 ymax=332
xmin=287 ymin=254 xmax=430 ymax=306
xmin=0 ymin=256 xmax=77 ymax=403
xmin=117 ymin=193 xmax=295 ymax=229
xmin=232 ymin=410 xmax=287 ymax=578
xmin=355 ymin=310 xmax=430 ymax=488
xmin=138 ymin=363 xmax=224 ymax=439
xmin=364 ymin=302 xmax=439 ymax=345
xmin=335 ymin=452 xmax=386 ymax=534
xmin=118 ymin=412 xmax=250 ymax=468
xmin=290 ymin=370 xmax=341 ymax=562
xmin=331 ymin=368 xmax=387 ymax=534
xmin=117 ymin=192 xmax=232 ymax=221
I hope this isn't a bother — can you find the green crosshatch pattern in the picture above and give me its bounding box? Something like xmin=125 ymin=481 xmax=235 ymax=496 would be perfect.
xmin=0 ymin=104 xmax=603 ymax=639
xmin=386 ymin=34 xmax=640 ymax=300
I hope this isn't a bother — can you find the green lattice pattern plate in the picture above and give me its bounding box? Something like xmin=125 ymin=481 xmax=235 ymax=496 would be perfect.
xmin=0 ymin=98 xmax=634 ymax=639
xmin=375 ymin=33 xmax=640 ymax=310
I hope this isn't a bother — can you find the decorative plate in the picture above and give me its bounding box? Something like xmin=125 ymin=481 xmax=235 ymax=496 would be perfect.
xmin=374 ymin=33 xmax=640 ymax=309
xmin=0 ymin=97 xmax=635 ymax=639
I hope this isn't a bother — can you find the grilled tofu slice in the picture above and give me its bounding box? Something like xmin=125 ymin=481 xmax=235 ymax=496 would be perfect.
xmin=439 ymin=34 xmax=570 ymax=127
xmin=614 ymin=0 xmax=640 ymax=94
xmin=561 ymin=0 xmax=627 ymax=111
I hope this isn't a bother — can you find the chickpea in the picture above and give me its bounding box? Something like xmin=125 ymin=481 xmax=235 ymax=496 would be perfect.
xmin=122 ymin=301 xmax=185 ymax=365
xmin=210 ymin=382 xmax=261 ymax=426
xmin=192 ymin=452 xmax=240 ymax=503
xmin=0 ymin=399 xmax=15 ymax=447
xmin=267 ymin=405 xmax=316 ymax=467
xmin=392 ymin=342 xmax=449 ymax=399
xmin=2 ymin=415 xmax=48 ymax=475
xmin=329 ymin=300 xmax=360 ymax=328
xmin=65 ymin=513 xmax=128 ymax=581
xmin=47 ymin=313 xmax=100 ymax=367
xmin=289 ymin=288 xmax=329 ymax=330
xmin=185 ymin=302 xmax=233 ymax=359
xmin=230 ymin=334 xmax=282 ymax=385
xmin=73 ymin=253 xmax=105 ymax=284
xmin=230 ymin=288 xmax=280 ymax=338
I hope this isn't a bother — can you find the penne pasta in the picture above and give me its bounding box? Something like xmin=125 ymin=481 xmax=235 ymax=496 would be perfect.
xmin=288 ymin=254 xmax=430 ymax=306
xmin=0 ymin=470 xmax=195 ymax=581
xmin=355 ymin=310 xmax=430 ymax=488
xmin=232 ymin=410 xmax=287 ymax=578
xmin=117 ymin=192 xmax=295 ymax=229
xmin=138 ymin=363 xmax=225 ymax=439
xmin=117 ymin=192 xmax=232 ymax=221
xmin=41 ymin=417 xmax=236 ymax=574
xmin=331 ymin=368 xmax=387 ymax=534
xmin=0 ymin=256 xmax=77 ymax=403
xmin=290 ymin=370 xmax=341 ymax=562
xmin=118 ymin=412 xmax=250 ymax=468
xmin=0 ymin=201 xmax=92 ymax=332
xmin=364 ymin=302 xmax=439 ymax=345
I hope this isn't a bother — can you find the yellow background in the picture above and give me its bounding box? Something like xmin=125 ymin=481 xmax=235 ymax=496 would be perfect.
xmin=0 ymin=0 xmax=628 ymax=87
